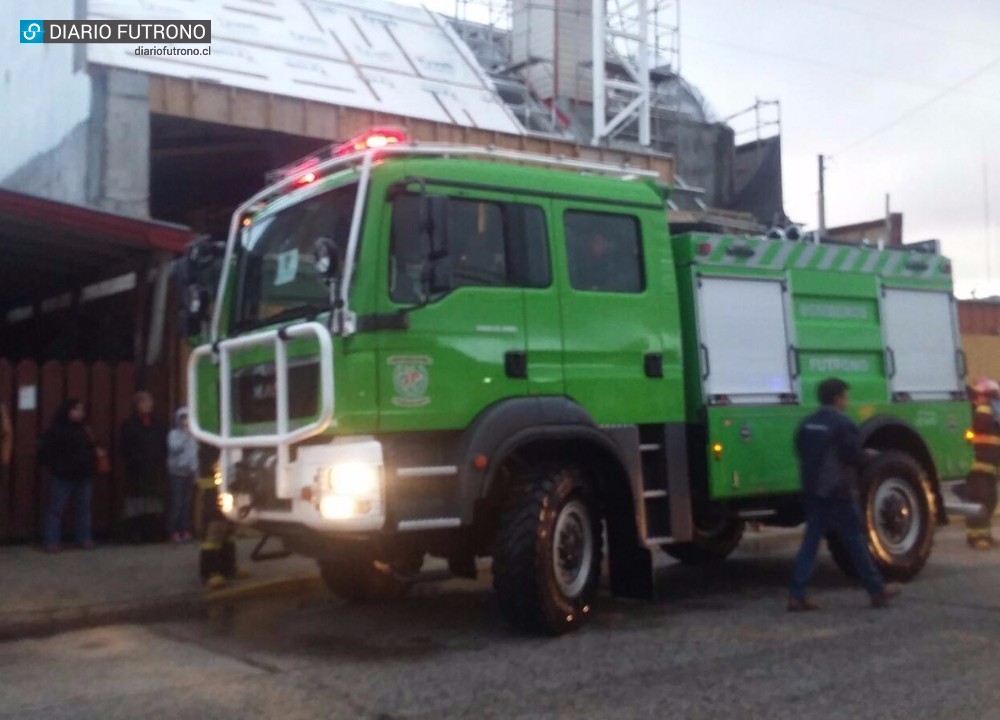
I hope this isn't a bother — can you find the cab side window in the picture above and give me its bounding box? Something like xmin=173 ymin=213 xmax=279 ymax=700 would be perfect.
xmin=564 ymin=211 xmax=644 ymax=293
xmin=389 ymin=195 xmax=550 ymax=302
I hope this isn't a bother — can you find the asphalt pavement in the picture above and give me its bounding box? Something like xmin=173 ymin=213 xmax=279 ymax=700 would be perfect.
xmin=3 ymin=524 xmax=1000 ymax=720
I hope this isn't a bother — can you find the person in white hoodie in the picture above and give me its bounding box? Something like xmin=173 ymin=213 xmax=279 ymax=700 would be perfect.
xmin=166 ymin=407 xmax=198 ymax=543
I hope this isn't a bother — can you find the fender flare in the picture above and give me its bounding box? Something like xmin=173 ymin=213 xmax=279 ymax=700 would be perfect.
xmin=858 ymin=414 xmax=945 ymax=523
xmin=454 ymin=397 xmax=636 ymax=524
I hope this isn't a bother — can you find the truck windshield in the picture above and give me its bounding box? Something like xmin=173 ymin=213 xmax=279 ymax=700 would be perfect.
xmin=236 ymin=184 xmax=357 ymax=329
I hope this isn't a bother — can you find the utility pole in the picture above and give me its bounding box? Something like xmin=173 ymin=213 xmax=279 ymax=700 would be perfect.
xmin=884 ymin=193 xmax=891 ymax=248
xmin=985 ymin=159 xmax=994 ymax=286
xmin=817 ymin=154 xmax=826 ymax=242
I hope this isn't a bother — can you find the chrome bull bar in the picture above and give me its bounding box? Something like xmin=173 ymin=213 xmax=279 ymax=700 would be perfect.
xmin=187 ymin=321 xmax=335 ymax=498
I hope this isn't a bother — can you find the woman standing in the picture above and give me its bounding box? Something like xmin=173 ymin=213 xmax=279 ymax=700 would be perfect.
xmin=39 ymin=399 xmax=97 ymax=553
xmin=119 ymin=391 xmax=167 ymax=543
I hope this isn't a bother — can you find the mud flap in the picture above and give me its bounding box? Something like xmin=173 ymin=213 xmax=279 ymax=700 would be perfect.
xmin=607 ymin=521 xmax=656 ymax=600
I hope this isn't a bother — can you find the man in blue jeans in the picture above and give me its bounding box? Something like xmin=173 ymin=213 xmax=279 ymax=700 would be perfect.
xmin=788 ymin=378 xmax=901 ymax=611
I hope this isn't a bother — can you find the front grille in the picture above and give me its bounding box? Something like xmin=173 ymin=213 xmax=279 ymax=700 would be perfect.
xmin=233 ymin=361 xmax=320 ymax=425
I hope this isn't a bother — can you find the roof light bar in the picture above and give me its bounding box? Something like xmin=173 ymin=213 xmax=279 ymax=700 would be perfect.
xmin=267 ymin=127 xmax=409 ymax=185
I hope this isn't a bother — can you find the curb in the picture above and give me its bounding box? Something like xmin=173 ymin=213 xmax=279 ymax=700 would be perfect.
xmin=0 ymin=574 xmax=323 ymax=643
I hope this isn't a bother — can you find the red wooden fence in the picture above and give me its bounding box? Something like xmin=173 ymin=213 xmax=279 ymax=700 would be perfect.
xmin=0 ymin=359 xmax=136 ymax=542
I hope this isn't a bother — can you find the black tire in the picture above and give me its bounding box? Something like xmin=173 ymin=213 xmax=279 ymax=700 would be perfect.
xmin=492 ymin=466 xmax=603 ymax=635
xmin=827 ymin=451 xmax=933 ymax=582
xmin=663 ymin=517 xmax=745 ymax=565
xmin=318 ymin=551 xmax=420 ymax=603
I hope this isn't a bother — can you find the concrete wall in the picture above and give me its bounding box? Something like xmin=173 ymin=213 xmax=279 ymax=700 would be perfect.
xmin=2 ymin=122 xmax=90 ymax=205
xmin=666 ymin=118 xmax=734 ymax=209
xmin=0 ymin=0 xmax=91 ymax=195
xmin=89 ymin=69 xmax=150 ymax=217
xmin=2 ymin=62 xmax=150 ymax=218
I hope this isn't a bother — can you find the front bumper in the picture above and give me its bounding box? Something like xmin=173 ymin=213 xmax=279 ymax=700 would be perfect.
xmin=220 ymin=437 xmax=386 ymax=533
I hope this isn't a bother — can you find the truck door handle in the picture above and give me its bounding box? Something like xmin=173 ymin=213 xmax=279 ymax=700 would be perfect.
xmin=644 ymin=352 xmax=663 ymax=378
xmin=885 ymin=347 xmax=896 ymax=378
xmin=787 ymin=345 xmax=800 ymax=379
xmin=699 ymin=343 xmax=711 ymax=380
xmin=504 ymin=350 xmax=527 ymax=379
xmin=956 ymin=348 xmax=968 ymax=379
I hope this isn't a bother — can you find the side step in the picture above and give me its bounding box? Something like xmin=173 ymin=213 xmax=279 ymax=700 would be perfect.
xmin=944 ymin=500 xmax=985 ymax=518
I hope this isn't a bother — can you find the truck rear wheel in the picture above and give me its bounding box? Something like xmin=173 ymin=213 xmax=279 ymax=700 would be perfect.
xmin=663 ymin=517 xmax=744 ymax=565
xmin=827 ymin=451 xmax=933 ymax=582
xmin=492 ymin=466 xmax=602 ymax=635
xmin=318 ymin=550 xmax=422 ymax=603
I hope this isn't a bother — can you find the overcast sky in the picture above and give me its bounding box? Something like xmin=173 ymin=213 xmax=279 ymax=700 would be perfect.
xmin=415 ymin=0 xmax=1000 ymax=298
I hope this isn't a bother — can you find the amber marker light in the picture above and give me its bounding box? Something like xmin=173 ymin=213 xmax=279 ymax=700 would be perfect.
xmin=712 ymin=443 xmax=724 ymax=460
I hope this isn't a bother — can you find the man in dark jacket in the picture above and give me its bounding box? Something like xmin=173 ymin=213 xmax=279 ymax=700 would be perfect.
xmin=39 ymin=399 xmax=97 ymax=552
xmin=788 ymin=378 xmax=900 ymax=611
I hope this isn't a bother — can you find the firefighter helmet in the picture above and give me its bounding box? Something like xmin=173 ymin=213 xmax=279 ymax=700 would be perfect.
xmin=971 ymin=377 xmax=1000 ymax=398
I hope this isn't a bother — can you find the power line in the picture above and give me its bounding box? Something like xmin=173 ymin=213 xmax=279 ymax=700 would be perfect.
xmin=832 ymin=54 xmax=1000 ymax=156
xmin=683 ymin=33 xmax=996 ymax=99
xmin=798 ymin=0 xmax=997 ymax=50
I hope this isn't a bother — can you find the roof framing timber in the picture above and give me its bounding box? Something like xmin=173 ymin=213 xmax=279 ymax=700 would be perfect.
xmin=145 ymin=74 xmax=674 ymax=183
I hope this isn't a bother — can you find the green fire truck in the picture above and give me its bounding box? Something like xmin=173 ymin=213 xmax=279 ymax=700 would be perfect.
xmin=184 ymin=129 xmax=972 ymax=635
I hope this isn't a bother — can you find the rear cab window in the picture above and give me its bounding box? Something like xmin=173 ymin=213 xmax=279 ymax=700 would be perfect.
xmin=564 ymin=210 xmax=645 ymax=293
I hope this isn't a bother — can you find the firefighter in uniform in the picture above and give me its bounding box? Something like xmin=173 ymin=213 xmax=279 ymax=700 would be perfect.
xmin=196 ymin=444 xmax=247 ymax=588
xmin=965 ymin=377 xmax=1000 ymax=549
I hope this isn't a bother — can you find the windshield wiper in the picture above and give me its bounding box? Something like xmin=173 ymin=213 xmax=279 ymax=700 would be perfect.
xmin=239 ymin=303 xmax=329 ymax=332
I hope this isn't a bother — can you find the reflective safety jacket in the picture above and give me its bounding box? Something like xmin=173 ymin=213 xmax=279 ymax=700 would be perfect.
xmin=970 ymin=402 xmax=1000 ymax=477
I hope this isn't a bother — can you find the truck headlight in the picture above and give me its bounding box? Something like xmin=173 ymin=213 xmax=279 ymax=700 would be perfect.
xmin=330 ymin=461 xmax=378 ymax=497
xmin=319 ymin=495 xmax=357 ymax=520
xmin=318 ymin=461 xmax=382 ymax=520
xmin=218 ymin=492 xmax=235 ymax=514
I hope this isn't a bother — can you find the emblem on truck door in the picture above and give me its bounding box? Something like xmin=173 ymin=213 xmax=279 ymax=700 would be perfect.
xmin=389 ymin=355 xmax=432 ymax=407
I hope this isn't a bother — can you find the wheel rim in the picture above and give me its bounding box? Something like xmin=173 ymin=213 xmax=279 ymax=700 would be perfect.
xmin=872 ymin=477 xmax=922 ymax=555
xmin=552 ymin=499 xmax=594 ymax=598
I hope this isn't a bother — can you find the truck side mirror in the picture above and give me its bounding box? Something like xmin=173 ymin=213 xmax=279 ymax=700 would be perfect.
xmin=313 ymin=236 xmax=344 ymax=280
xmin=183 ymin=284 xmax=210 ymax=336
xmin=176 ymin=235 xmax=220 ymax=340
xmin=422 ymin=257 xmax=452 ymax=295
xmin=420 ymin=195 xmax=450 ymax=258
xmin=418 ymin=195 xmax=451 ymax=297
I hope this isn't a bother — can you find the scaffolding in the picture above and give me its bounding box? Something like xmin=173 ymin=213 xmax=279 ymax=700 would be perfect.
xmin=450 ymin=0 xmax=679 ymax=147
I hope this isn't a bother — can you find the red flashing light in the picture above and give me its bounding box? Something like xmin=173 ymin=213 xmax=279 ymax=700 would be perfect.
xmin=697 ymin=242 xmax=713 ymax=256
xmin=335 ymin=128 xmax=409 ymax=156
xmin=296 ymin=171 xmax=317 ymax=186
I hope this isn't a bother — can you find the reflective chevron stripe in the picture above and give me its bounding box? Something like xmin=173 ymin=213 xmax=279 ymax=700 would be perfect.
xmin=690 ymin=235 xmax=950 ymax=279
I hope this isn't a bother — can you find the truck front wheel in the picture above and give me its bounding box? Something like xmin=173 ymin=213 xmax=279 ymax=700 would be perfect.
xmin=492 ymin=466 xmax=602 ymax=635
xmin=827 ymin=451 xmax=933 ymax=582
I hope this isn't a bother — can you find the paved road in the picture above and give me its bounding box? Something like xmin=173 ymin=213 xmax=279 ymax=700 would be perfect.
xmin=4 ymin=525 xmax=1000 ymax=720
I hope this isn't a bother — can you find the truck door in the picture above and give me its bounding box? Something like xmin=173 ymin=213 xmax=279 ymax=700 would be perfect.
xmin=376 ymin=189 xmax=551 ymax=431
xmin=554 ymin=204 xmax=670 ymax=423
xmin=879 ymin=285 xmax=964 ymax=400
xmin=695 ymin=273 xmax=800 ymax=497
